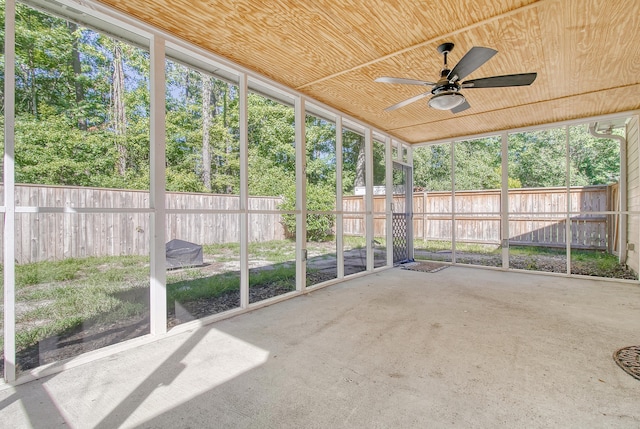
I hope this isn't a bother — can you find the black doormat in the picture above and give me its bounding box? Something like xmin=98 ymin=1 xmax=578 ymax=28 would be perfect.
xmin=613 ymin=346 xmax=640 ymax=381
xmin=401 ymin=261 xmax=449 ymax=273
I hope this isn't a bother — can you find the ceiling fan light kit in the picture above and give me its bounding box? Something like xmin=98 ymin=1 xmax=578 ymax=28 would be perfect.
xmin=376 ymin=42 xmax=537 ymax=114
xmin=428 ymin=91 xmax=465 ymax=110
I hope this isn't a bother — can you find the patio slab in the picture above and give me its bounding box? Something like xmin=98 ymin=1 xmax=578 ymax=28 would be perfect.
xmin=1 ymin=266 xmax=639 ymax=428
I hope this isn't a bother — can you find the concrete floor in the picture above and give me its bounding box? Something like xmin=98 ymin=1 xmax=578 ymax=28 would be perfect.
xmin=1 ymin=266 xmax=640 ymax=428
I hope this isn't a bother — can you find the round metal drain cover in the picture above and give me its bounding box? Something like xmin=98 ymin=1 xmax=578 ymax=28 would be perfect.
xmin=613 ymin=346 xmax=640 ymax=380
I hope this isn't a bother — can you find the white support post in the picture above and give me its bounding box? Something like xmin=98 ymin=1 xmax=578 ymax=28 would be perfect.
xmin=565 ymin=126 xmax=572 ymax=275
xmin=385 ymin=136 xmax=393 ymax=266
xmin=149 ymin=35 xmax=167 ymax=335
xmin=450 ymin=142 xmax=456 ymax=264
xmin=3 ymin=0 xmax=16 ymax=382
xmin=365 ymin=128 xmax=374 ymax=271
xmin=239 ymin=73 xmax=249 ymax=307
xmin=295 ymin=97 xmax=307 ymax=291
xmin=336 ymin=117 xmax=344 ymax=278
xmin=501 ymin=132 xmax=509 ymax=269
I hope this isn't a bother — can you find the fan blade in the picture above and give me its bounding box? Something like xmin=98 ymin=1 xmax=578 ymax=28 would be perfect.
xmin=447 ymin=47 xmax=497 ymax=82
xmin=384 ymin=92 xmax=430 ymax=112
xmin=451 ymin=100 xmax=470 ymax=114
xmin=375 ymin=76 xmax=435 ymax=86
xmin=461 ymin=73 xmax=537 ymax=88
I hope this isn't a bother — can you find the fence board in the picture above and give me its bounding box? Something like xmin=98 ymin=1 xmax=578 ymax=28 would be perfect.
xmin=344 ymin=186 xmax=610 ymax=250
xmin=0 ymin=185 xmax=286 ymax=263
xmin=0 ymin=184 xmax=613 ymax=263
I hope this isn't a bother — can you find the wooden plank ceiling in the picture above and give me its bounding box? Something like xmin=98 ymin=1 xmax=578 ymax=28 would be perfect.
xmin=98 ymin=0 xmax=640 ymax=144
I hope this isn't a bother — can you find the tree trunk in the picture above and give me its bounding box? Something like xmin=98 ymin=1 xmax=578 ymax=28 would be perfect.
xmin=354 ymin=135 xmax=366 ymax=189
xmin=68 ymin=22 xmax=86 ymax=130
xmin=112 ymin=42 xmax=127 ymax=176
xmin=202 ymin=74 xmax=212 ymax=191
xmin=26 ymin=46 xmax=37 ymax=117
xmin=184 ymin=71 xmax=190 ymax=107
xmin=224 ymin=84 xmax=233 ymax=194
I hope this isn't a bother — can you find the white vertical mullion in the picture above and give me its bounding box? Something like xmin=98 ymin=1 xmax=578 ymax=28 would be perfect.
xmin=385 ymin=136 xmax=393 ymax=266
xmin=565 ymin=126 xmax=571 ymax=275
xmin=619 ymin=125 xmax=628 ymax=264
xmin=149 ymin=34 xmax=166 ymax=335
xmin=336 ymin=117 xmax=344 ymax=278
xmin=365 ymin=128 xmax=374 ymax=271
xmin=239 ymin=73 xmax=249 ymax=307
xmin=406 ymin=145 xmax=414 ymax=261
xmin=295 ymin=97 xmax=306 ymax=291
xmin=637 ymin=116 xmax=640 ymax=276
xmin=501 ymin=132 xmax=509 ymax=269
xmin=637 ymin=116 xmax=640 ymax=275
xmin=450 ymin=142 xmax=456 ymax=264
xmin=3 ymin=0 xmax=16 ymax=382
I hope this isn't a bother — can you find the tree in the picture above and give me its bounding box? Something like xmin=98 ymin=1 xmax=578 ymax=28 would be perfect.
xmin=569 ymin=125 xmax=620 ymax=185
xmin=305 ymin=115 xmax=336 ymax=188
xmin=111 ymin=42 xmax=127 ymax=176
xmin=342 ymin=129 xmax=365 ymax=194
xmin=68 ymin=22 xmax=85 ymax=130
xmin=508 ymin=129 xmax=567 ymax=188
xmin=454 ymin=138 xmax=501 ymax=190
xmin=413 ymin=144 xmax=452 ymax=191
xmin=247 ymin=93 xmax=296 ymax=196
xmin=201 ymin=74 xmax=212 ymax=190
xmin=8 ymin=3 xmax=77 ymax=117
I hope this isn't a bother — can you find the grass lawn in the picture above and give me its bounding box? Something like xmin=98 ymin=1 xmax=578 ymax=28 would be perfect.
xmin=3 ymin=239 xmax=327 ymax=353
xmin=1 ymin=238 xmax=635 ymax=363
xmin=414 ymin=239 xmax=635 ymax=278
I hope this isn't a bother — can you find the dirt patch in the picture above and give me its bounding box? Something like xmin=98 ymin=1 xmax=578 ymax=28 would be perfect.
xmin=10 ymin=281 xmax=296 ymax=373
xmin=419 ymin=251 xmax=638 ymax=280
xmin=168 ymin=282 xmax=295 ymax=328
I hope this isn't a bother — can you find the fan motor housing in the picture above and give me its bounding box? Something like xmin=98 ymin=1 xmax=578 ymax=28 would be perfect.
xmin=432 ymin=81 xmax=460 ymax=95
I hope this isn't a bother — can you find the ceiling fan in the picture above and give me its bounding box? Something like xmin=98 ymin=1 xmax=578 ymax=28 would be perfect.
xmin=375 ymin=42 xmax=537 ymax=113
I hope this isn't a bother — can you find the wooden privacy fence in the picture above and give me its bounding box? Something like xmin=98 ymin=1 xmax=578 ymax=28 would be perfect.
xmin=0 ymin=184 xmax=285 ymax=264
xmin=0 ymin=184 xmax=614 ymax=263
xmin=346 ymin=185 xmax=613 ymax=250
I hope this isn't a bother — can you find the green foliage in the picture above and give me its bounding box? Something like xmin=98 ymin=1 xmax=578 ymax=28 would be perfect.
xmin=414 ymin=128 xmax=621 ymax=192
xmin=246 ymin=94 xmax=297 ymax=196
xmin=247 ymin=155 xmax=294 ymax=196
xmin=568 ymin=125 xmax=621 ymax=185
xmin=454 ymin=138 xmax=502 ymax=190
xmin=166 ymin=166 xmax=206 ymax=193
xmin=508 ymin=129 xmax=567 ymax=187
xmin=14 ymin=114 xmax=119 ymax=186
xmin=165 ymin=63 xmax=240 ymax=194
xmin=507 ymin=175 xmax=522 ymax=188
xmin=306 ymin=115 xmax=337 ymax=187
xmin=279 ymin=183 xmax=336 ymax=241
xmin=413 ymin=144 xmax=452 ymax=191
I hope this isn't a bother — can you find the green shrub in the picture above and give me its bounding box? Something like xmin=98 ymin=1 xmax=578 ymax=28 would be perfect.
xmin=279 ymin=183 xmax=335 ymax=241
